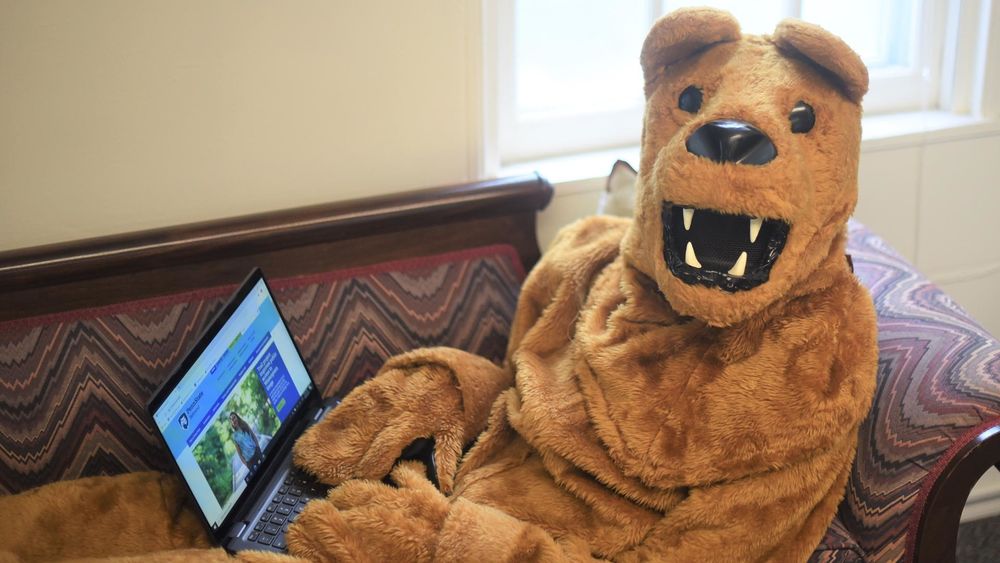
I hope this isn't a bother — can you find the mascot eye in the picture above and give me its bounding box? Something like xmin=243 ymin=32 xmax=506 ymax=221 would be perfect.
xmin=789 ymin=101 xmax=815 ymax=133
xmin=678 ymin=86 xmax=703 ymax=113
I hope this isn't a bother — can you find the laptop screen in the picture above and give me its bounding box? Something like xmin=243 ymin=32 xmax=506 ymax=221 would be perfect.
xmin=152 ymin=276 xmax=313 ymax=530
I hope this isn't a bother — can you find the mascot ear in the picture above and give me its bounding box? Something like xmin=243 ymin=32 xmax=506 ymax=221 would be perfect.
xmin=640 ymin=8 xmax=741 ymax=97
xmin=773 ymin=19 xmax=869 ymax=104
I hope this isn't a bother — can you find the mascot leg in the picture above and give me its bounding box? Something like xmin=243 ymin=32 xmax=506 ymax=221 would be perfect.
xmin=0 ymin=471 xmax=220 ymax=561
xmin=0 ymin=471 xmax=309 ymax=562
xmin=293 ymin=347 xmax=512 ymax=493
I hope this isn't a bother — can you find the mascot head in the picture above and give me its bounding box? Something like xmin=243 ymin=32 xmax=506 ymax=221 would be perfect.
xmin=621 ymin=8 xmax=868 ymax=327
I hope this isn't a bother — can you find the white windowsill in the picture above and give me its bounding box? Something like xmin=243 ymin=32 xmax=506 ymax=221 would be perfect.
xmin=499 ymin=111 xmax=1000 ymax=194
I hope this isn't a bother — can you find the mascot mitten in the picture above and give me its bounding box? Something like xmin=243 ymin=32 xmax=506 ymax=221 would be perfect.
xmin=290 ymin=8 xmax=877 ymax=563
xmin=292 ymin=347 xmax=513 ymax=494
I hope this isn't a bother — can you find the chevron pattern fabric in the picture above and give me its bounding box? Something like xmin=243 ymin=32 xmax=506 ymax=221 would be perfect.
xmin=831 ymin=222 xmax=1000 ymax=561
xmin=810 ymin=516 xmax=864 ymax=562
xmin=0 ymin=246 xmax=524 ymax=496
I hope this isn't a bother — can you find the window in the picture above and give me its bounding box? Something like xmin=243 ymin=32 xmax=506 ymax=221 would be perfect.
xmin=490 ymin=0 xmax=950 ymax=165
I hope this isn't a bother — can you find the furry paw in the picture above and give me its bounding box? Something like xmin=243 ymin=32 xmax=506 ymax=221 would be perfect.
xmin=286 ymin=462 xmax=449 ymax=562
xmin=291 ymin=361 xmax=465 ymax=487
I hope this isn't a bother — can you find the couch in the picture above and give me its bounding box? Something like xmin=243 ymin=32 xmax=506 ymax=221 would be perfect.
xmin=0 ymin=175 xmax=997 ymax=562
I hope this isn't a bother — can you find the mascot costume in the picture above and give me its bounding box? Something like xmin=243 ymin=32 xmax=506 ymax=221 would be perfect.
xmin=0 ymin=8 xmax=877 ymax=563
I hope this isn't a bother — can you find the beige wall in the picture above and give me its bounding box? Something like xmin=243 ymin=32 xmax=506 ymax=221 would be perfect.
xmin=0 ymin=1 xmax=477 ymax=251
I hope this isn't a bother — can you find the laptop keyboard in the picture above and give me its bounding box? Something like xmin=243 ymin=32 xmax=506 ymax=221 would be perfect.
xmin=245 ymin=468 xmax=328 ymax=551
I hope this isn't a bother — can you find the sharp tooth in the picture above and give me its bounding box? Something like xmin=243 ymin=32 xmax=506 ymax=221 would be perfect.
xmin=685 ymin=242 xmax=702 ymax=269
xmin=750 ymin=218 xmax=763 ymax=243
xmin=683 ymin=208 xmax=694 ymax=231
xmin=728 ymin=252 xmax=748 ymax=277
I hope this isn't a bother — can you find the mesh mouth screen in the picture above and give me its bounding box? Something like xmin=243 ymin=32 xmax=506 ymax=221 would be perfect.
xmin=669 ymin=207 xmax=785 ymax=273
xmin=662 ymin=203 xmax=790 ymax=292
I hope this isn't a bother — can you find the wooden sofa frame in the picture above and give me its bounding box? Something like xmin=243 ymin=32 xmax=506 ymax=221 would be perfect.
xmin=0 ymin=175 xmax=552 ymax=322
xmin=910 ymin=425 xmax=1000 ymax=562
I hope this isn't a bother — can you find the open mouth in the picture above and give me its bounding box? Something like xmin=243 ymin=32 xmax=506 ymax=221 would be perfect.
xmin=662 ymin=202 xmax=789 ymax=292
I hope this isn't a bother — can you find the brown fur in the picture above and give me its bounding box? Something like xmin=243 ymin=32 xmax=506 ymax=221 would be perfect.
xmin=0 ymin=472 xmax=297 ymax=562
xmin=0 ymin=8 xmax=877 ymax=562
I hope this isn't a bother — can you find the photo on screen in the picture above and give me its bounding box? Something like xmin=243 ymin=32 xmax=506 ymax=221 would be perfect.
xmin=191 ymin=371 xmax=280 ymax=506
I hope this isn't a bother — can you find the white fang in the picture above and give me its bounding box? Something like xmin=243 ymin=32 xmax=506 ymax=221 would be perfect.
xmin=685 ymin=242 xmax=702 ymax=268
xmin=750 ymin=218 xmax=763 ymax=243
xmin=683 ymin=208 xmax=694 ymax=231
xmin=728 ymin=252 xmax=748 ymax=277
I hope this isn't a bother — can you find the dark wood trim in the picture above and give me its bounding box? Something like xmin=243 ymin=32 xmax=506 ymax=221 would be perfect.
xmin=911 ymin=422 xmax=1000 ymax=562
xmin=0 ymin=174 xmax=552 ymax=291
xmin=0 ymin=174 xmax=553 ymax=321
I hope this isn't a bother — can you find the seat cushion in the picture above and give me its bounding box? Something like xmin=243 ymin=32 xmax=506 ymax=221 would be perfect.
xmin=0 ymin=245 xmax=525 ymax=495
xmin=838 ymin=221 xmax=1000 ymax=561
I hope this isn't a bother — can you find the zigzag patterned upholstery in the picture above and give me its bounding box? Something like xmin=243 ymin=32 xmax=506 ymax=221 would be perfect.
xmin=810 ymin=516 xmax=864 ymax=562
xmin=0 ymin=246 xmax=524 ymax=496
xmin=822 ymin=222 xmax=1000 ymax=561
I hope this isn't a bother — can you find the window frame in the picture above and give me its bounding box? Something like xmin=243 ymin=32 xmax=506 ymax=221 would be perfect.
xmin=487 ymin=0 xmax=953 ymax=167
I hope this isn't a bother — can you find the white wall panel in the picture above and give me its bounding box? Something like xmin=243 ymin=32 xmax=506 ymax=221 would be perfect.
xmin=855 ymin=147 xmax=921 ymax=262
xmin=963 ymin=468 xmax=1000 ymax=523
xmin=940 ymin=273 xmax=1000 ymax=337
xmin=917 ymin=135 xmax=1000 ymax=275
xmin=537 ymin=180 xmax=604 ymax=251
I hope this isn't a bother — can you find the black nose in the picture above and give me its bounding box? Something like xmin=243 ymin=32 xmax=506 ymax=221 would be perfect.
xmin=686 ymin=120 xmax=777 ymax=165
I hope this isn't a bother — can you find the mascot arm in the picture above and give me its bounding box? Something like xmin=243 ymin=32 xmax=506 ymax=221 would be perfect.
xmin=615 ymin=434 xmax=856 ymax=563
xmin=293 ymin=347 xmax=512 ymax=493
xmin=289 ymin=462 xmax=599 ymax=563
xmin=506 ymin=216 xmax=629 ymax=362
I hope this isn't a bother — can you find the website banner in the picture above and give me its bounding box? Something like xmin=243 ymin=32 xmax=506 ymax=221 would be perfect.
xmin=253 ymin=342 xmax=300 ymax=421
xmin=162 ymin=300 xmax=280 ymax=457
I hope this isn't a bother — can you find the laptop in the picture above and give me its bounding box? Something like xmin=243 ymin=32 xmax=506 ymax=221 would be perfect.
xmin=147 ymin=268 xmax=337 ymax=553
